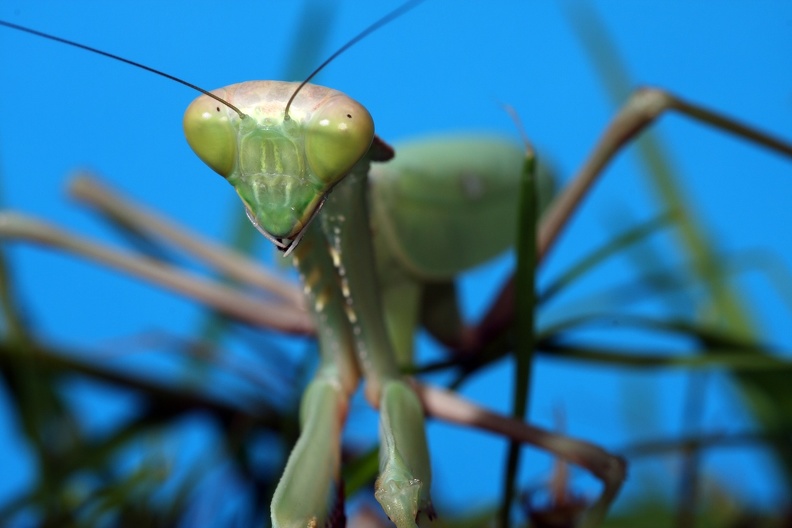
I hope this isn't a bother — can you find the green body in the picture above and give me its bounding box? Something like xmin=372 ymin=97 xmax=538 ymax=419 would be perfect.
xmin=184 ymin=81 xmax=549 ymax=527
xmin=371 ymin=136 xmax=549 ymax=279
xmin=370 ymin=136 xmax=554 ymax=361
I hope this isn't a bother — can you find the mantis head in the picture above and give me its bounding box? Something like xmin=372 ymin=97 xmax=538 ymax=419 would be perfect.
xmin=183 ymin=81 xmax=375 ymax=253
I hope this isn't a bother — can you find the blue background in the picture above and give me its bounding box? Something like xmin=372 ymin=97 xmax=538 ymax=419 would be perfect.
xmin=0 ymin=0 xmax=790 ymax=521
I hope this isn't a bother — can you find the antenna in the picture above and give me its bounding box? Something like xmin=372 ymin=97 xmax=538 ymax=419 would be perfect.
xmin=283 ymin=0 xmax=427 ymax=120
xmin=0 ymin=20 xmax=247 ymax=119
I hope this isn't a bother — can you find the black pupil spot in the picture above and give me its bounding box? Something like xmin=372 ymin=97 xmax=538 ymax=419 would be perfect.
xmin=346 ymin=114 xmax=352 ymax=118
xmin=216 ymin=107 xmax=220 ymax=112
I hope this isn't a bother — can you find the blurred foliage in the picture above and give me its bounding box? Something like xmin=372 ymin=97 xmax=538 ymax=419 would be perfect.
xmin=0 ymin=2 xmax=791 ymax=527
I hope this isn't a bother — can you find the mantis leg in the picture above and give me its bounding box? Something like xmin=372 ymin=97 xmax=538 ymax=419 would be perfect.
xmin=271 ymin=223 xmax=360 ymax=528
xmin=380 ymin=276 xmax=423 ymax=367
xmin=539 ymin=87 xmax=792 ymax=261
xmin=414 ymin=382 xmax=625 ymax=528
xmin=417 ymin=282 xmax=468 ymax=353
xmin=465 ymin=88 xmax=792 ymax=351
xmin=321 ymin=143 xmax=434 ymax=526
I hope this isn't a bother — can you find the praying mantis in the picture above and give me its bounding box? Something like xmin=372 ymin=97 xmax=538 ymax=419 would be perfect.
xmin=1 ymin=2 xmax=792 ymax=524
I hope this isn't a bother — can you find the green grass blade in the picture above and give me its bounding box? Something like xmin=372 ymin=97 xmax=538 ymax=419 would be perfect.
xmin=540 ymin=211 xmax=675 ymax=305
xmin=499 ymin=147 xmax=538 ymax=527
xmin=539 ymin=344 xmax=792 ymax=372
xmin=565 ymin=4 xmax=792 ymax=486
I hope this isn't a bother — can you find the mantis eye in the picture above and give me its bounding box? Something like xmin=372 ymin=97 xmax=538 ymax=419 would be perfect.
xmin=183 ymin=94 xmax=237 ymax=178
xmin=304 ymin=95 xmax=374 ymax=185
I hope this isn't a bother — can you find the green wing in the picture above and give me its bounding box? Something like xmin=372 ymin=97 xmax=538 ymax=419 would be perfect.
xmin=369 ymin=134 xmax=555 ymax=281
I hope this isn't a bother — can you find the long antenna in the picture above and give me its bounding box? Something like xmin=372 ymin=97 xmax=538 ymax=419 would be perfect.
xmin=283 ymin=0 xmax=427 ymax=120
xmin=0 ymin=20 xmax=247 ymax=119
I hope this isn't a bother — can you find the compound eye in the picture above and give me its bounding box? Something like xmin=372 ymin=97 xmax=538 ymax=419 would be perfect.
xmin=183 ymin=94 xmax=237 ymax=178
xmin=304 ymin=95 xmax=374 ymax=185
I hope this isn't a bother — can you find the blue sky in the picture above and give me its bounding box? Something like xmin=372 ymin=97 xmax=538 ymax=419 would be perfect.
xmin=0 ymin=0 xmax=791 ymax=521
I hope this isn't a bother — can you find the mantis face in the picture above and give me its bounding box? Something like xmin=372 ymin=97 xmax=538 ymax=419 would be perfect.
xmin=183 ymin=80 xmax=374 ymax=252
